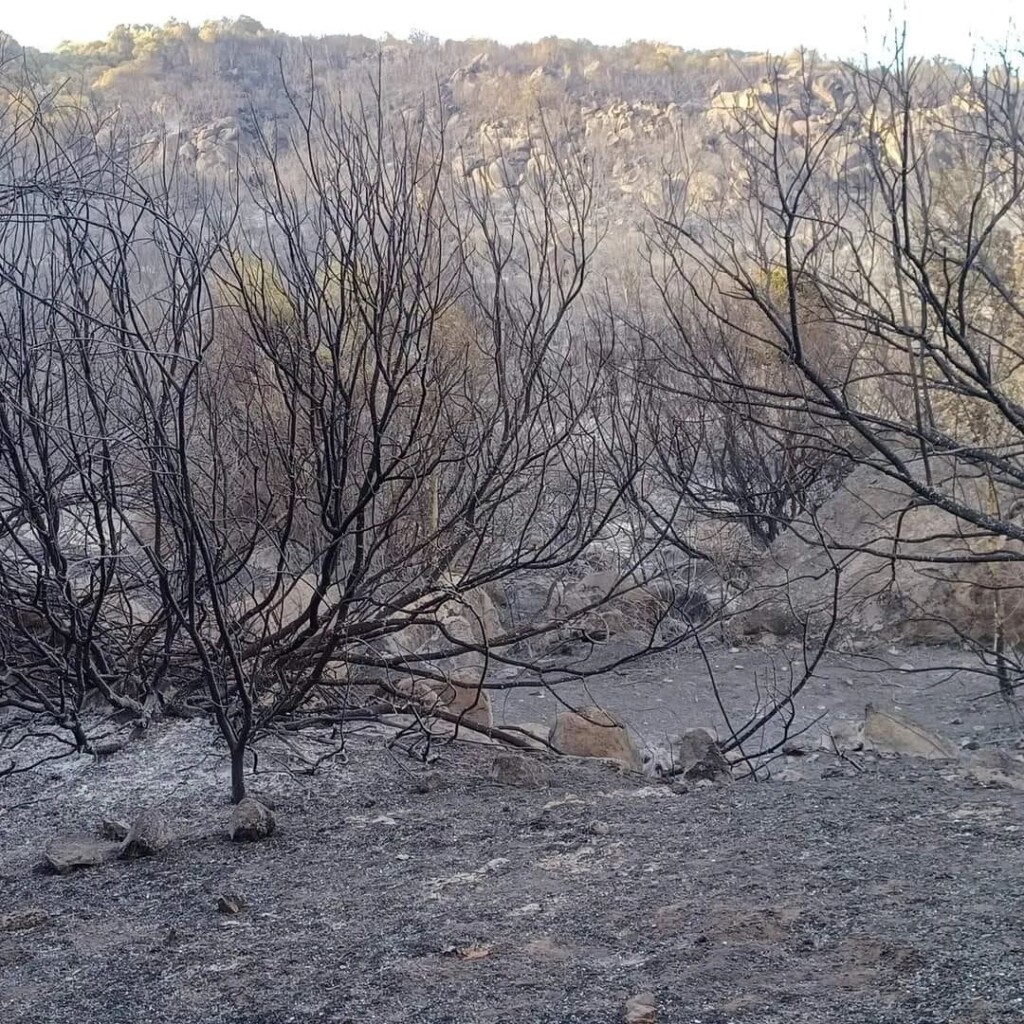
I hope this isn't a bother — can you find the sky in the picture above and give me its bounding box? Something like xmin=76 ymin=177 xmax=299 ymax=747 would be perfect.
xmin=4 ymin=0 xmax=1020 ymax=65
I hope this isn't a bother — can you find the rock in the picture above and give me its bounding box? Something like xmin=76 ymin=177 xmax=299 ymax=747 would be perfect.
xmin=653 ymin=728 xmax=731 ymax=781
xmin=549 ymin=706 xmax=643 ymax=771
xmin=490 ymin=753 xmax=549 ymax=789
xmin=430 ymin=673 xmax=494 ymax=730
xmin=230 ymin=798 xmax=276 ymax=842
xmin=120 ymin=808 xmax=173 ymax=859
xmin=376 ymin=676 xmax=442 ymax=710
xmin=623 ymin=990 xmax=657 ymax=1023
xmin=383 ymin=573 xmax=506 ymax=659
xmin=732 ymin=457 xmax=1024 ymax=644
xmin=554 ymin=569 xmax=671 ymax=640
xmin=44 ymin=837 xmax=121 ymax=874
xmin=217 ymin=893 xmax=248 ymax=914
xmin=862 ymin=705 xmax=959 ymax=759
xmin=100 ymin=818 xmax=130 ymax=841
xmin=821 ymin=719 xmax=865 ymax=752
xmin=506 ymin=721 xmax=550 ymax=748
xmin=0 ymin=908 xmax=50 ymax=932
xmin=963 ymin=750 xmax=1024 ymax=791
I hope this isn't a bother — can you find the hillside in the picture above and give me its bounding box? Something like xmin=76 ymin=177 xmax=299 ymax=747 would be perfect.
xmin=3 ymin=19 xmax=1024 ymax=1024
xmin=0 ymin=17 xmax=972 ymax=219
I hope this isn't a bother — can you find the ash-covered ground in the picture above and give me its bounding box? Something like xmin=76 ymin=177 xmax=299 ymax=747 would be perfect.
xmin=2 ymin=645 xmax=1023 ymax=1024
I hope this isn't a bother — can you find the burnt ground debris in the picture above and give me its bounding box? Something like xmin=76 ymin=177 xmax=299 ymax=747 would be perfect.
xmin=2 ymin=646 xmax=1024 ymax=1024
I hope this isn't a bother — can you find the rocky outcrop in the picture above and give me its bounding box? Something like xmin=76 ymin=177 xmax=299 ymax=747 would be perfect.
xmin=139 ymin=117 xmax=244 ymax=177
xmin=732 ymin=459 xmax=1024 ymax=644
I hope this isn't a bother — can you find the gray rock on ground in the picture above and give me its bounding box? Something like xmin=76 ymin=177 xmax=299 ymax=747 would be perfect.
xmin=44 ymin=837 xmax=121 ymax=874
xmin=217 ymin=893 xmax=248 ymax=914
xmin=120 ymin=808 xmax=173 ymax=859
xmin=623 ymin=990 xmax=657 ymax=1023
xmin=100 ymin=818 xmax=130 ymax=841
xmin=490 ymin=753 xmax=549 ymax=789
xmin=0 ymin=908 xmax=50 ymax=932
xmin=230 ymin=798 xmax=276 ymax=842
xmin=652 ymin=727 xmax=731 ymax=781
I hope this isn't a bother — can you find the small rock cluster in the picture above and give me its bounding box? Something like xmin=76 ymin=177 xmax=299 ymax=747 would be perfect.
xmin=42 ymin=797 xmax=277 ymax=874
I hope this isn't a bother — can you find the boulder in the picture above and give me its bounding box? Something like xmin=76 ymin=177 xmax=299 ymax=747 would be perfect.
xmin=230 ymin=798 xmax=276 ymax=842
xmin=862 ymin=705 xmax=959 ymax=759
xmin=378 ymin=575 xmax=506 ymax=663
xmin=44 ymin=837 xmax=120 ymax=874
xmin=231 ymin=570 xmax=334 ymax=637
xmin=217 ymin=893 xmax=248 ymax=914
xmin=375 ymin=677 xmax=442 ymax=711
xmin=433 ymin=575 xmax=506 ymax=646
xmin=549 ymin=706 xmax=642 ymax=771
xmin=504 ymin=721 xmax=550 ymax=749
xmin=732 ymin=458 xmax=1024 ymax=644
xmin=553 ymin=569 xmax=671 ymax=640
xmin=120 ymin=808 xmax=173 ymax=858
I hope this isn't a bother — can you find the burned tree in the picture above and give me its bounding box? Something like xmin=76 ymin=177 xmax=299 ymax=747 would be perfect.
xmin=644 ymin=44 xmax=1024 ymax=707
xmin=0 ymin=68 xmax=694 ymax=796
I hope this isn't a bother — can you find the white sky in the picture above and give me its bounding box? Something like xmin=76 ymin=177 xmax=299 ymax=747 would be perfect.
xmin=4 ymin=0 xmax=1020 ymax=65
